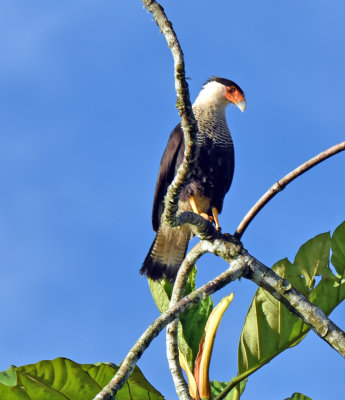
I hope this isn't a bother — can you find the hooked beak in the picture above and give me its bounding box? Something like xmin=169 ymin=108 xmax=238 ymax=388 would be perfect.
xmin=237 ymin=100 xmax=246 ymax=112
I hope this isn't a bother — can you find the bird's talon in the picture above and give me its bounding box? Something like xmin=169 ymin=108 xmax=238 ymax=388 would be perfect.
xmin=200 ymin=213 xmax=214 ymax=223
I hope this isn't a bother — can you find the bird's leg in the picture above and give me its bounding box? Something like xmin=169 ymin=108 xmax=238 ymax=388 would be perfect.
xmin=212 ymin=207 xmax=221 ymax=231
xmin=189 ymin=196 xmax=214 ymax=223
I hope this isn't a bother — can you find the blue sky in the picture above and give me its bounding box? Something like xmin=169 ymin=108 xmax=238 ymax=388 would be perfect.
xmin=0 ymin=1 xmax=344 ymax=399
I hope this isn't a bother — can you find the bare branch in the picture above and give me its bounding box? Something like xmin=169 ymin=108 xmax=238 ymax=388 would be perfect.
xmin=166 ymin=320 xmax=191 ymax=400
xmin=166 ymin=242 xmax=209 ymax=400
xmin=139 ymin=2 xmax=201 ymax=397
xmin=142 ymin=0 xmax=198 ymax=227
xmin=235 ymin=141 xmax=345 ymax=238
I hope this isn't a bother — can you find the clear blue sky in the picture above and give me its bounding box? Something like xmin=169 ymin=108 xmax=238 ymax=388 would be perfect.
xmin=0 ymin=1 xmax=344 ymax=399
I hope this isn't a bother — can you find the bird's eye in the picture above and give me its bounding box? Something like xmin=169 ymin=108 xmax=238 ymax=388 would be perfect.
xmin=228 ymin=86 xmax=236 ymax=93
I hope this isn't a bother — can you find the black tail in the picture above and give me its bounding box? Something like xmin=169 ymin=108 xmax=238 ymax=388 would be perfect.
xmin=140 ymin=226 xmax=190 ymax=281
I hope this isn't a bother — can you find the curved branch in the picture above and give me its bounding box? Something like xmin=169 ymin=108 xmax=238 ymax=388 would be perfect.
xmin=142 ymin=0 xmax=198 ymax=227
xmin=235 ymin=141 xmax=345 ymax=238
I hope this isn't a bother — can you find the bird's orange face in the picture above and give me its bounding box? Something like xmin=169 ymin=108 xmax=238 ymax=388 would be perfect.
xmin=224 ymin=86 xmax=246 ymax=112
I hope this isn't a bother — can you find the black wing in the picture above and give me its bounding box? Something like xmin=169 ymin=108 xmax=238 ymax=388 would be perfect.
xmin=213 ymin=146 xmax=235 ymax=212
xmin=152 ymin=123 xmax=185 ymax=232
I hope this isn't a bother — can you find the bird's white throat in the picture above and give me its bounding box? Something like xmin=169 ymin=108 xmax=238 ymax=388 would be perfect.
xmin=193 ymin=81 xmax=228 ymax=109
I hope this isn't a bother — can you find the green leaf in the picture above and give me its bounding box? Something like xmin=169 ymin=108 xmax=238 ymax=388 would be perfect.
xmin=284 ymin=393 xmax=312 ymax=400
xmin=210 ymin=379 xmax=247 ymax=400
xmin=0 ymin=358 xmax=163 ymax=400
xmin=230 ymin=223 xmax=345 ymax=393
xmin=148 ymin=267 xmax=213 ymax=369
xmin=179 ymin=268 xmax=213 ymax=367
xmin=0 ymin=369 xmax=17 ymax=386
xmin=331 ymin=220 xmax=345 ymax=284
xmin=148 ymin=278 xmax=172 ymax=313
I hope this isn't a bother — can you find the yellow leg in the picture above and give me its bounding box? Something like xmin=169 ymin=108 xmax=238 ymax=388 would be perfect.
xmin=212 ymin=207 xmax=221 ymax=231
xmin=189 ymin=196 xmax=214 ymax=223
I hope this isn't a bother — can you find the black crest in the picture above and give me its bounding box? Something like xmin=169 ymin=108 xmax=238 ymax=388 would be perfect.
xmin=203 ymin=76 xmax=243 ymax=93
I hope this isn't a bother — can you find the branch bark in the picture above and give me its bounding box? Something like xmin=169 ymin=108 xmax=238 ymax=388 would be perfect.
xmin=142 ymin=0 xmax=198 ymax=228
xmin=140 ymin=2 xmax=201 ymax=398
xmin=166 ymin=242 xmax=209 ymax=400
xmin=235 ymin=141 xmax=345 ymax=238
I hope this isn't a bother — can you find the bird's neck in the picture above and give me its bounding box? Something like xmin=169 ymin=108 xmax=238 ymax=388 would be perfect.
xmin=192 ymin=103 xmax=232 ymax=148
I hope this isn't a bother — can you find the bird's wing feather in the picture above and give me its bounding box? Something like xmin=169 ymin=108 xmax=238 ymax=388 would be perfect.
xmin=152 ymin=123 xmax=185 ymax=231
xmin=213 ymin=147 xmax=235 ymax=212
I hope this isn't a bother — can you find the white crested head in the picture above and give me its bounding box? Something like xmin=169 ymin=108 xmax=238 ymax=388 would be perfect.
xmin=193 ymin=76 xmax=246 ymax=112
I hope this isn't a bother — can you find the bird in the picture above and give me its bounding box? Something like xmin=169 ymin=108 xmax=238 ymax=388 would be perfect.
xmin=140 ymin=76 xmax=246 ymax=281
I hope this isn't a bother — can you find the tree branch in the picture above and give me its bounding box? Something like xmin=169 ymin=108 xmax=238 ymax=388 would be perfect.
xmin=166 ymin=242 xmax=209 ymax=400
xmin=139 ymin=2 xmax=200 ymax=398
xmin=235 ymin=141 xmax=345 ymax=238
xmin=142 ymin=0 xmax=198 ymax=228
xmin=166 ymin=320 xmax=191 ymax=400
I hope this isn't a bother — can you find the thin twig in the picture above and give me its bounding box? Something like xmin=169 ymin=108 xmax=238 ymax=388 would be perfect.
xmin=235 ymin=141 xmax=345 ymax=238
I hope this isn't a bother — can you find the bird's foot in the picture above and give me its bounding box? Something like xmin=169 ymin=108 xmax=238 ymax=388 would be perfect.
xmin=200 ymin=213 xmax=214 ymax=223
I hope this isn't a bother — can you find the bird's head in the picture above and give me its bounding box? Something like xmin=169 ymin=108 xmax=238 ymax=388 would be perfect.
xmin=195 ymin=76 xmax=246 ymax=112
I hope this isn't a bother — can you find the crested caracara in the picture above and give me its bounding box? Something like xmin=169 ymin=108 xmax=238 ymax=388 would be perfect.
xmin=140 ymin=76 xmax=246 ymax=280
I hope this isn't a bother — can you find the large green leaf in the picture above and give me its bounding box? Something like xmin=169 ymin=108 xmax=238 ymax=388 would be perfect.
xmin=284 ymin=393 xmax=312 ymax=400
xmin=148 ymin=267 xmax=213 ymax=369
xmin=0 ymin=358 xmax=163 ymax=400
xmin=222 ymin=221 xmax=345 ymax=399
